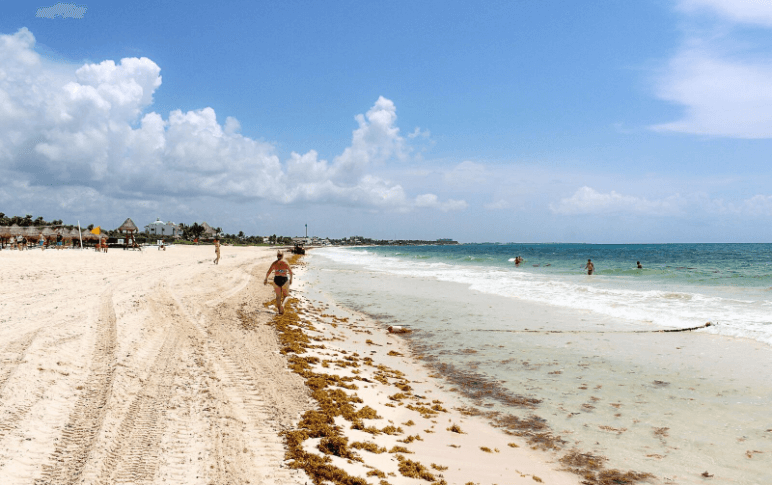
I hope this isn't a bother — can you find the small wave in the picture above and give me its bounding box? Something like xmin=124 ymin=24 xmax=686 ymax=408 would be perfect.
xmin=661 ymin=292 xmax=693 ymax=301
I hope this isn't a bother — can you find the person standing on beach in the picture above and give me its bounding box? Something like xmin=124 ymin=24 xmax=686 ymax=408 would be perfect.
xmin=213 ymin=238 xmax=221 ymax=265
xmin=39 ymin=233 xmax=46 ymax=250
xmin=56 ymin=232 xmax=63 ymax=250
xmin=585 ymin=259 xmax=594 ymax=275
xmin=264 ymin=250 xmax=293 ymax=315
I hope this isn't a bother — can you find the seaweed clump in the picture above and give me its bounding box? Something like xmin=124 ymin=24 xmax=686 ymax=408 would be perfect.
xmin=396 ymin=455 xmax=436 ymax=482
xmin=254 ymin=255 xmax=370 ymax=485
xmin=559 ymin=451 xmax=653 ymax=485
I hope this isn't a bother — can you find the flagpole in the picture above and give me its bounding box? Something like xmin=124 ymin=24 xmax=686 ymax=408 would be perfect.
xmin=77 ymin=220 xmax=83 ymax=250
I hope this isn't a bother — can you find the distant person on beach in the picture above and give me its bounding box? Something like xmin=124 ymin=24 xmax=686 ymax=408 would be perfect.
xmin=213 ymin=238 xmax=220 ymax=265
xmin=585 ymin=259 xmax=594 ymax=275
xmin=18 ymin=236 xmax=25 ymax=250
xmin=159 ymin=240 xmax=165 ymax=251
xmin=102 ymin=237 xmax=108 ymax=253
xmin=637 ymin=261 xmax=642 ymax=269
xmin=39 ymin=234 xmax=45 ymax=250
xmin=264 ymin=250 xmax=293 ymax=315
xmin=56 ymin=233 xmax=63 ymax=249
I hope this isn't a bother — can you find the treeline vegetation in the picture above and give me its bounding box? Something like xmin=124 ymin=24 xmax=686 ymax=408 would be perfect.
xmin=0 ymin=213 xmax=67 ymax=227
xmin=2 ymin=213 xmax=304 ymax=246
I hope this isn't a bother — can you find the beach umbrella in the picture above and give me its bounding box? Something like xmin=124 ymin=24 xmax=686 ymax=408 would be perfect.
xmin=8 ymin=224 xmax=22 ymax=236
xmin=42 ymin=227 xmax=57 ymax=237
xmin=0 ymin=226 xmax=10 ymax=237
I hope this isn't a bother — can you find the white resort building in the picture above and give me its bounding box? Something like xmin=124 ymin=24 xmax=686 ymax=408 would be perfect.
xmin=144 ymin=219 xmax=181 ymax=237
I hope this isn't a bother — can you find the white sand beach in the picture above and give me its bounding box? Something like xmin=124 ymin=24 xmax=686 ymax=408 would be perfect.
xmin=0 ymin=245 xmax=588 ymax=485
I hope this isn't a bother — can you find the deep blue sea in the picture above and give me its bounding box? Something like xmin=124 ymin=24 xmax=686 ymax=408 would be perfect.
xmin=315 ymin=243 xmax=772 ymax=345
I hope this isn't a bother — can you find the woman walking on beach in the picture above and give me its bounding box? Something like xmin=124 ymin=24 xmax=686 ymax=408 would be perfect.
xmin=264 ymin=251 xmax=293 ymax=314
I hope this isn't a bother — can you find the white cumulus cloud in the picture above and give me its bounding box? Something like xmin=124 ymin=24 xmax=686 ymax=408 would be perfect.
xmin=36 ymin=3 xmax=87 ymax=19
xmin=676 ymin=0 xmax=772 ymax=27
xmin=550 ymin=186 xmax=772 ymax=218
xmin=549 ymin=187 xmax=686 ymax=216
xmin=651 ymin=1 xmax=772 ymax=138
xmin=0 ymin=28 xmax=464 ymax=213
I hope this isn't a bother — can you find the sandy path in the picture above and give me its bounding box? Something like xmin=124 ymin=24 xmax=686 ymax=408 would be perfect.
xmin=0 ymin=245 xmax=310 ymax=485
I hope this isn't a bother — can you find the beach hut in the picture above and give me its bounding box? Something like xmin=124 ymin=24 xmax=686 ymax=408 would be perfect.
xmin=0 ymin=225 xmax=10 ymax=248
xmin=117 ymin=218 xmax=140 ymax=248
xmin=117 ymin=218 xmax=139 ymax=234
xmin=65 ymin=227 xmax=83 ymax=247
xmin=8 ymin=224 xmax=22 ymax=236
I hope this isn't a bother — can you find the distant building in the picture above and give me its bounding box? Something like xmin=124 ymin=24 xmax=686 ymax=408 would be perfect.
xmin=200 ymin=222 xmax=218 ymax=239
xmin=145 ymin=218 xmax=181 ymax=237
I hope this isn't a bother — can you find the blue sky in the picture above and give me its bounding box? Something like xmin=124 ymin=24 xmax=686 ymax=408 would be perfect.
xmin=1 ymin=0 xmax=772 ymax=242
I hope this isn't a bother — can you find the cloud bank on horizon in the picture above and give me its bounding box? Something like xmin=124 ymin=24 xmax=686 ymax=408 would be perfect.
xmin=0 ymin=28 xmax=464 ymax=215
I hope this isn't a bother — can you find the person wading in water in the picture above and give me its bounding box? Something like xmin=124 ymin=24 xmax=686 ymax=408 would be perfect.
xmin=264 ymin=250 xmax=293 ymax=314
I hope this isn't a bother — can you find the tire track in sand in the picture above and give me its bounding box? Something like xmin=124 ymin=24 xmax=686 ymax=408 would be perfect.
xmin=94 ymin=329 xmax=180 ymax=484
xmin=0 ymin=330 xmax=43 ymax=444
xmin=35 ymin=294 xmax=117 ymax=485
xmin=167 ymin=275 xmax=307 ymax=484
xmin=0 ymin=329 xmax=41 ymax=396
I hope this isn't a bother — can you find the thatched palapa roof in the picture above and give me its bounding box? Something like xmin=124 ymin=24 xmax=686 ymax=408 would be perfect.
xmin=117 ymin=218 xmax=139 ymax=233
xmin=201 ymin=222 xmax=217 ymax=237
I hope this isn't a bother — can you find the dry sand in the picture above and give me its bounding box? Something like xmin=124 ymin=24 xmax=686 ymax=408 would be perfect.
xmin=0 ymin=245 xmax=582 ymax=485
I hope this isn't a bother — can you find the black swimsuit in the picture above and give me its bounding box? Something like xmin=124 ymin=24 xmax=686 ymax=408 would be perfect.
xmin=274 ymin=276 xmax=288 ymax=287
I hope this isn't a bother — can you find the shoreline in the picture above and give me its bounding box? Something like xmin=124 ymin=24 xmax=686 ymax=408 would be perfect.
xmin=299 ymin=247 xmax=772 ymax=485
xmin=3 ymin=245 xmax=767 ymax=484
xmin=267 ymin=254 xmax=660 ymax=485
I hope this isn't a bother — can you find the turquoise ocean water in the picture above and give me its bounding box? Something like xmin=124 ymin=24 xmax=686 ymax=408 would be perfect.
xmin=314 ymin=243 xmax=772 ymax=345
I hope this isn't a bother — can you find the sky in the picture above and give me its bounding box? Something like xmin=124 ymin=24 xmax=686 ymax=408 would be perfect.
xmin=1 ymin=0 xmax=772 ymax=243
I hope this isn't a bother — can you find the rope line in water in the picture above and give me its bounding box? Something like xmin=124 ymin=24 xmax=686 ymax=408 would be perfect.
xmin=471 ymin=322 xmax=714 ymax=334
xmin=341 ymin=322 xmax=714 ymax=334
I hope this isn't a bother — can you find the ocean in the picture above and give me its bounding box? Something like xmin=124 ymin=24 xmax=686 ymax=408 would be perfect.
xmin=303 ymin=243 xmax=772 ymax=484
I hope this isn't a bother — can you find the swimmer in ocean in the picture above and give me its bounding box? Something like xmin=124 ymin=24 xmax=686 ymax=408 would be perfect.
xmin=585 ymin=259 xmax=594 ymax=275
